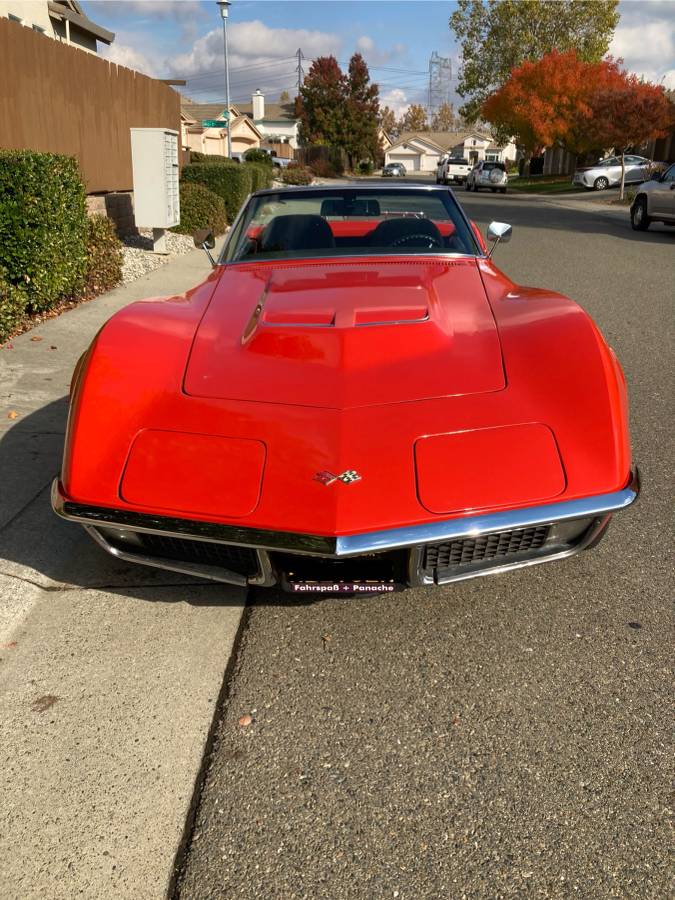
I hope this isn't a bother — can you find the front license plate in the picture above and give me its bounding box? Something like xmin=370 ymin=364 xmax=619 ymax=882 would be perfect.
xmin=289 ymin=581 xmax=398 ymax=594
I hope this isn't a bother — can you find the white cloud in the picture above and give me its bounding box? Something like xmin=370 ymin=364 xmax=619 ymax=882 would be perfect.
xmin=611 ymin=3 xmax=675 ymax=86
xmin=172 ymin=20 xmax=340 ymax=77
xmin=357 ymin=36 xmax=375 ymax=53
xmin=101 ymin=42 xmax=158 ymax=76
xmin=380 ymin=88 xmax=408 ymax=116
xmin=90 ymin=1 xmax=206 ymax=21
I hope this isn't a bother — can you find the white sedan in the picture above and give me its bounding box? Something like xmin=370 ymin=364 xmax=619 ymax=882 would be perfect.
xmin=573 ymin=155 xmax=651 ymax=191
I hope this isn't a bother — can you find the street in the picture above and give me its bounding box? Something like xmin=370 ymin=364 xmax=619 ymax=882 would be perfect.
xmin=176 ymin=193 xmax=674 ymax=899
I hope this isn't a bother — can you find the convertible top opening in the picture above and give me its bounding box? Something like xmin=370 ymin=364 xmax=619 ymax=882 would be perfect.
xmin=223 ymin=186 xmax=480 ymax=263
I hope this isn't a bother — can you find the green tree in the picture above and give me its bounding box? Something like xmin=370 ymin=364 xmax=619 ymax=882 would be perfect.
xmin=298 ymin=56 xmax=348 ymax=146
xmin=344 ymin=53 xmax=380 ymax=167
xmin=379 ymin=105 xmax=397 ymax=136
xmin=400 ymin=104 xmax=428 ymax=132
xmin=431 ymin=102 xmax=456 ymax=131
xmin=279 ymin=90 xmax=290 ymax=103
xmin=450 ymin=0 xmax=619 ymax=121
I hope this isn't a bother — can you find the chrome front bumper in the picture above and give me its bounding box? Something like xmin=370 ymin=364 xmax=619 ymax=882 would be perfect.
xmin=52 ymin=470 xmax=639 ymax=590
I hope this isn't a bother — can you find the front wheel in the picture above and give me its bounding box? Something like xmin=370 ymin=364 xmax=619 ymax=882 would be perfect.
xmin=465 ymin=180 xmax=472 ymax=191
xmin=499 ymin=188 xmax=506 ymax=194
xmin=631 ymin=196 xmax=651 ymax=231
xmin=594 ymin=176 xmax=610 ymax=191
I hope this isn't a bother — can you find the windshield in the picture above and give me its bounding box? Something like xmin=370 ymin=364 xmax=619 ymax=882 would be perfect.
xmin=482 ymin=162 xmax=505 ymax=171
xmin=223 ymin=187 xmax=479 ymax=263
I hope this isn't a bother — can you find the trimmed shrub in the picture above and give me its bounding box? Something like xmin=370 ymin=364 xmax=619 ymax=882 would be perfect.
xmin=358 ymin=160 xmax=374 ymax=175
xmin=244 ymin=162 xmax=274 ymax=192
xmin=172 ymin=182 xmax=227 ymax=236
xmin=0 ymin=273 xmax=28 ymax=343
xmin=181 ymin=162 xmax=253 ymax=223
xmin=0 ymin=150 xmax=87 ymax=311
xmin=243 ymin=148 xmax=273 ymax=166
xmin=83 ymin=215 xmax=123 ymax=297
xmin=310 ymin=157 xmax=340 ymax=178
xmin=189 ymin=151 xmax=236 ymax=165
xmin=281 ymin=164 xmax=313 ymax=186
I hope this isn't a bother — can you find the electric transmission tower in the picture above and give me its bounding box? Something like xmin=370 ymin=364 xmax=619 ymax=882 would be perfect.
xmin=427 ymin=51 xmax=453 ymax=121
xmin=296 ymin=48 xmax=305 ymax=93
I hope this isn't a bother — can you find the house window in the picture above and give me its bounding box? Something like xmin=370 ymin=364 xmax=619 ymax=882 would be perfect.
xmin=485 ymin=152 xmax=499 ymax=162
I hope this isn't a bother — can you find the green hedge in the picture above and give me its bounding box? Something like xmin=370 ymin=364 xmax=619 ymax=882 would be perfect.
xmin=181 ymin=162 xmax=253 ymax=223
xmin=0 ymin=273 xmax=28 ymax=343
xmin=189 ymin=151 xmax=236 ymax=165
xmin=243 ymin=148 xmax=273 ymax=166
xmin=0 ymin=150 xmax=88 ymax=311
xmin=245 ymin=162 xmax=274 ymax=193
xmin=172 ymin=182 xmax=227 ymax=236
xmin=83 ymin=215 xmax=123 ymax=297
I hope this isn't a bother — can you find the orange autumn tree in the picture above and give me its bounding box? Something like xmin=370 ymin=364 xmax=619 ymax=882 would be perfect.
xmin=482 ymin=50 xmax=673 ymax=184
xmin=481 ymin=51 xmax=602 ymax=161
xmin=587 ymin=75 xmax=674 ymax=198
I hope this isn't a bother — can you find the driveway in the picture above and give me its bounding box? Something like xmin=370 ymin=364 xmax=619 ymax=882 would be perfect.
xmin=176 ymin=194 xmax=673 ymax=898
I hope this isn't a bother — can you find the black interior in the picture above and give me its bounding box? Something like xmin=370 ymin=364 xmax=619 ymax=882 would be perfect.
xmin=251 ymin=213 xmax=465 ymax=256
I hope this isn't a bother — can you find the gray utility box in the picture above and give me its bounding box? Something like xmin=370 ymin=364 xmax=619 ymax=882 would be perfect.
xmin=130 ymin=128 xmax=180 ymax=229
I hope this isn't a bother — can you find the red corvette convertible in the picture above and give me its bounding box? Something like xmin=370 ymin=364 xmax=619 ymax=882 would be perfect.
xmin=53 ymin=184 xmax=638 ymax=593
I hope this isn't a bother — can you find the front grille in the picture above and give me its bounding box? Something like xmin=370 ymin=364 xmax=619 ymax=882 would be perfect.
xmin=135 ymin=533 xmax=260 ymax=577
xmin=423 ymin=525 xmax=551 ymax=575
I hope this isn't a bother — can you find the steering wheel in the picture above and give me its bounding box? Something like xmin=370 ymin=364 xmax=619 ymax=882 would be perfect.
xmin=391 ymin=233 xmax=442 ymax=248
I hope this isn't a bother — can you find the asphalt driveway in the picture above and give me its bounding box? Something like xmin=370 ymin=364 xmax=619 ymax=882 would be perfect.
xmin=176 ymin=193 xmax=673 ymax=899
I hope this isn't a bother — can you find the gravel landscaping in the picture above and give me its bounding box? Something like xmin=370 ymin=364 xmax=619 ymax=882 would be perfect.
xmin=121 ymin=229 xmax=197 ymax=285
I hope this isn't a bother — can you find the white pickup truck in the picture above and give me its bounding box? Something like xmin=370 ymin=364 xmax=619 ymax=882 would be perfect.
xmin=436 ymin=155 xmax=472 ymax=185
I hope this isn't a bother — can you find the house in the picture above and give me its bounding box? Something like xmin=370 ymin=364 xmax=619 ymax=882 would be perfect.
xmin=385 ymin=131 xmax=517 ymax=172
xmin=0 ymin=1 xmax=114 ymax=52
xmin=236 ymin=91 xmax=300 ymax=151
xmin=180 ymin=101 xmax=263 ymax=158
xmin=378 ymin=127 xmax=393 ymax=156
xmin=646 ymin=90 xmax=675 ymax=163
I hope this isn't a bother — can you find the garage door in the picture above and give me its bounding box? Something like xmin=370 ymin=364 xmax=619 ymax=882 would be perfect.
xmin=390 ymin=153 xmax=420 ymax=171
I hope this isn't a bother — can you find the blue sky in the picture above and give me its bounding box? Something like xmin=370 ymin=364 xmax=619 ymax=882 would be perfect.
xmin=82 ymin=1 xmax=675 ymax=114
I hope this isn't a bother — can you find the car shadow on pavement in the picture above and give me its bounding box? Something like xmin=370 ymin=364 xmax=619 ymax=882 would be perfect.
xmin=0 ymin=397 xmax=243 ymax=605
xmin=461 ymin=194 xmax=675 ymax=244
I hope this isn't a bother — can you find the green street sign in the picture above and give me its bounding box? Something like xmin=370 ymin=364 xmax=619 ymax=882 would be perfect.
xmin=202 ymin=115 xmax=229 ymax=128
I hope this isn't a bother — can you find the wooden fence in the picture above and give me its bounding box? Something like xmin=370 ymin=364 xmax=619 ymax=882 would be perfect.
xmin=0 ymin=17 xmax=180 ymax=193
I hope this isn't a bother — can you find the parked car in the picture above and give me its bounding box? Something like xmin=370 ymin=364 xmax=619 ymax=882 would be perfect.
xmin=436 ymin=155 xmax=471 ymax=185
xmin=466 ymin=161 xmax=508 ymax=193
xmin=382 ymin=162 xmax=406 ymax=177
xmin=54 ymin=183 xmax=638 ymax=593
xmin=630 ymin=162 xmax=675 ymax=230
xmin=573 ymin=155 xmax=651 ymax=191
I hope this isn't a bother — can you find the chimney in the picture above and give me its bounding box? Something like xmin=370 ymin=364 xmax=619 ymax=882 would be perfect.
xmin=252 ymin=90 xmax=265 ymax=120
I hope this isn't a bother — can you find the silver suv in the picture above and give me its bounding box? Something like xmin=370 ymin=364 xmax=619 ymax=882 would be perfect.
xmin=465 ymin=161 xmax=508 ymax=193
xmin=630 ymin=163 xmax=675 ymax=230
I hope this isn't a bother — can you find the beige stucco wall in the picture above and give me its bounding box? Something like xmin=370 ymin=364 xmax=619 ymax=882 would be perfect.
xmin=0 ymin=1 xmax=53 ymax=33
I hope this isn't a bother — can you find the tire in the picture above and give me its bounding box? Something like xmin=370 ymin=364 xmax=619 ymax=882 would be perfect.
xmin=465 ymin=180 xmax=472 ymax=191
xmin=491 ymin=188 xmax=496 ymax=193
xmin=594 ymin=176 xmax=610 ymax=191
xmin=631 ymin=196 xmax=651 ymax=231
xmin=500 ymin=188 xmax=506 ymax=194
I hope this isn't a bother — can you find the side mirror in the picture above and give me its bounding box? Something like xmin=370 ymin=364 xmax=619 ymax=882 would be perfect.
xmin=486 ymin=221 xmax=512 ymax=259
xmin=193 ymin=229 xmax=215 ymax=249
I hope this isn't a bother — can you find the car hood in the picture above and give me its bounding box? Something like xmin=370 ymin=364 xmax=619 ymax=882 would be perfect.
xmin=183 ymin=258 xmax=505 ymax=409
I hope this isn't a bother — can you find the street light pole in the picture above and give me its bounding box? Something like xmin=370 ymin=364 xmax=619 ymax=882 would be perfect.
xmin=216 ymin=0 xmax=232 ymax=159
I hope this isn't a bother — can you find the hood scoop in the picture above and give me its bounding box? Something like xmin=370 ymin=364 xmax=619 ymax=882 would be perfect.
xmin=184 ymin=260 xmax=505 ymax=409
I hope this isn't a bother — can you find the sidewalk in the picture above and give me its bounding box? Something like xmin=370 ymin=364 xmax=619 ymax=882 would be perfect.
xmin=0 ymin=242 xmax=246 ymax=899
